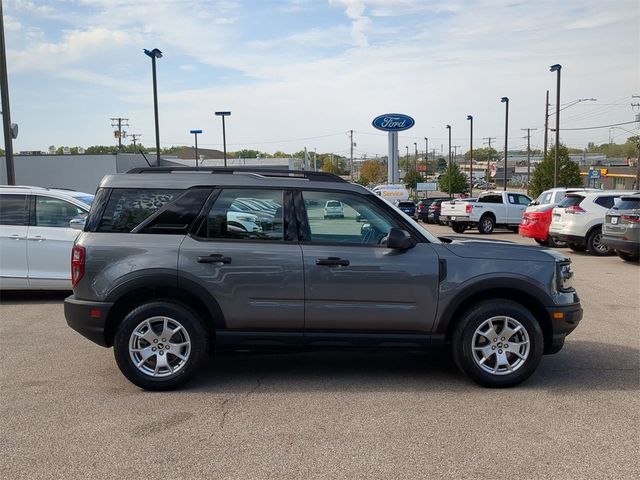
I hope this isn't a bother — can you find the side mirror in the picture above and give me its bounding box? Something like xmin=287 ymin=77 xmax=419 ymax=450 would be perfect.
xmin=69 ymin=217 xmax=86 ymax=231
xmin=386 ymin=228 xmax=416 ymax=250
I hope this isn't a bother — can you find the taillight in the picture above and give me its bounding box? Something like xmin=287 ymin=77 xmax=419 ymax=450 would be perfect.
xmin=466 ymin=204 xmax=473 ymax=214
xmin=566 ymin=205 xmax=586 ymax=214
xmin=71 ymin=246 xmax=85 ymax=288
xmin=622 ymin=214 xmax=640 ymax=223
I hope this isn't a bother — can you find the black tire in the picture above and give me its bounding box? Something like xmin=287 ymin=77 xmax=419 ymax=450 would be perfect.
xmin=586 ymin=228 xmax=614 ymax=256
xmin=568 ymin=243 xmax=587 ymax=252
xmin=617 ymin=251 xmax=640 ymax=262
xmin=507 ymin=226 xmax=519 ymax=233
xmin=451 ymin=300 xmax=544 ymax=388
xmin=451 ymin=222 xmax=468 ymax=234
xmin=534 ymin=238 xmax=549 ymax=246
xmin=113 ymin=301 xmax=209 ymax=391
xmin=547 ymin=235 xmax=567 ymax=248
xmin=477 ymin=215 xmax=495 ymax=234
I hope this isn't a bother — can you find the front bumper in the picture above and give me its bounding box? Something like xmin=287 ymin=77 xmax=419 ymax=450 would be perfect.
xmin=64 ymin=295 xmax=113 ymax=347
xmin=544 ymin=301 xmax=583 ymax=354
xmin=601 ymin=235 xmax=640 ymax=255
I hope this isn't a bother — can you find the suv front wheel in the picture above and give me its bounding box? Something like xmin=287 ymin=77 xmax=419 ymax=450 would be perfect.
xmin=452 ymin=300 xmax=543 ymax=387
xmin=114 ymin=301 xmax=209 ymax=390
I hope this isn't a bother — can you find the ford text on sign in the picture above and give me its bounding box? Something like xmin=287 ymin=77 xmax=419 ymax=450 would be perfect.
xmin=372 ymin=114 xmax=415 ymax=132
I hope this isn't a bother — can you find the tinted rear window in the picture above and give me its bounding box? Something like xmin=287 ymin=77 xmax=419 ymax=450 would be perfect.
xmin=398 ymin=202 xmax=414 ymax=207
xmin=479 ymin=194 xmax=503 ymax=204
xmin=614 ymin=198 xmax=640 ymax=210
xmin=0 ymin=194 xmax=28 ymax=226
xmin=97 ymin=189 xmax=181 ymax=232
xmin=558 ymin=195 xmax=584 ymax=208
xmin=595 ymin=196 xmax=617 ymax=209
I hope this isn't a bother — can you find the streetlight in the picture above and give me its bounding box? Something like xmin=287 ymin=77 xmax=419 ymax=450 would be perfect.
xmin=215 ymin=111 xmax=231 ymax=167
xmin=190 ymin=129 xmax=202 ymax=167
xmin=467 ymin=115 xmax=473 ymax=197
xmin=424 ymin=137 xmax=428 ymax=162
xmin=144 ymin=48 xmax=162 ymax=166
xmin=413 ymin=142 xmax=418 ymax=174
xmin=446 ymin=125 xmax=452 ymax=198
xmin=550 ymin=63 xmax=562 ymax=187
xmin=501 ymin=97 xmax=509 ymax=191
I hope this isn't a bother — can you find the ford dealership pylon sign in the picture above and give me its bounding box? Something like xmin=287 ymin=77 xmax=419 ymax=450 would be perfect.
xmin=372 ymin=113 xmax=415 ymax=132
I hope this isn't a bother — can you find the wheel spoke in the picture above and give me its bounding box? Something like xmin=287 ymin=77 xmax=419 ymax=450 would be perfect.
xmin=169 ymin=350 xmax=186 ymax=361
xmin=500 ymin=323 xmax=521 ymax=341
xmin=134 ymin=319 xmax=157 ymax=344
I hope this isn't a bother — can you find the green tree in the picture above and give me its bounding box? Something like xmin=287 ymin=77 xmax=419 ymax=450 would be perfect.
xmin=436 ymin=157 xmax=447 ymax=172
xmin=438 ymin=162 xmax=467 ymax=195
xmin=322 ymin=162 xmax=341 ymax=175
xmin=529 ymin=145 xmax=582 ymax=198
xmin=464 ymin=147 xmax=498 ymax=163
xmin=403 ymin=169 xmax=422 ymax=190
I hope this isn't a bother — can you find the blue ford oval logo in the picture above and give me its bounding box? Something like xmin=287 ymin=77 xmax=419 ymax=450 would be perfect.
xmin=372 ymin=113 xmax=415 ymax=132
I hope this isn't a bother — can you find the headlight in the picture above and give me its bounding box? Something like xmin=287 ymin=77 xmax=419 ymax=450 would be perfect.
xmin=557 ymin=262 xmax=574 ymax=291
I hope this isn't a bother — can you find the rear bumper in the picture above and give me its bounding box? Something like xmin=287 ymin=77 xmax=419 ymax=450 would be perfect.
xmin=553 ymin=233 xmax=585 ymax=246
xmin=441 ymin=215 xmax=471 ymax=223
xmin=544 ymin=301 xmax=583 ymax=354
xmin=601 ymin=235 xmax=640 ymax=255
xmin=64 ymin=295 xmax=113 ymax=347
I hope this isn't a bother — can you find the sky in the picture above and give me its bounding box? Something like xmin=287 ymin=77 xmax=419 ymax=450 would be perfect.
xmin=3 ymin=0 xmax=639 ymax=158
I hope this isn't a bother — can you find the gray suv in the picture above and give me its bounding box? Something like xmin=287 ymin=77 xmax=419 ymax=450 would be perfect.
xmin=64 ymin=167 xmax=582 ymax=390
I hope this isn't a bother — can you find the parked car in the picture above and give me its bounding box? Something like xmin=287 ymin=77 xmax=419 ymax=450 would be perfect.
xmin=0 ymin=186 xmax=94 ymax=290
xmin=416 ymin=197 xmax=448 ymax=222
xmin=65 ymin=167 xmax=582 ymax=391
xmin=439 ymin=198 xmax=477 ymax=231
xmin=323 ymin=200 xmax=344 ymax=219
xmin=440 ymin=191 xmax=532 ymax=234
xmin=396 ymin=201 xmax=416 ymax=217
xmin=602 ymin=192 xmax=639 ymax=262
xmin=550 ymin=190 xmax=637 ymax=256
xmin=371 ymin=184 xmax=410 ymax=202
xmin=519 ymin=188 xmax=597 ymax=247
xmin=426 ymin=198 xmax=447 ymax=224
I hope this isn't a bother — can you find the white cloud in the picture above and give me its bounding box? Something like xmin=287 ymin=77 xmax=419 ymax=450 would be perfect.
xmin=4 ymin=15 xmax=22 ymax=31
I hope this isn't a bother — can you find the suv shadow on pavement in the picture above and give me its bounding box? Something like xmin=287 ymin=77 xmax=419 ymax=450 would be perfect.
xmin=181 ymin=340 xmax=638 ymax=394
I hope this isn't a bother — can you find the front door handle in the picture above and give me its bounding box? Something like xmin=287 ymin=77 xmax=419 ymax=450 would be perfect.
xmin=316 ymin=257 xmax=350 ymax=267
xmin=197 ymin=254 xmax=232 ymax=264
xmin=9 ymin=234 xmax=24 ymax=240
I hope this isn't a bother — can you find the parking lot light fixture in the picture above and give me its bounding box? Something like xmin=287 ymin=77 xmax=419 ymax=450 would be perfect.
xmin=550 ymin=64 xmax=561 ymax=187
xmin=446 ymin=125 xmax=452 ymax=198
xmin=501 ymin=97 xmax=509 ymax=192
xmin=466 ymin=115 xmax=473 ymax=197
xmin=215 ymin=111 xmax=231 ymax=167
xmin=144 ymin=48 xmax=163 ymax=166
xmin=190 ymin=129 xmax=202 ymax=167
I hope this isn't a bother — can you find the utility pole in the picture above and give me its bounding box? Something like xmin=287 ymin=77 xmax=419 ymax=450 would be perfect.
xmin=483 ymin=137 xmax=496 ymax=189
xmin=313 ymin=148 xmax=317 ymax=171
xmin=349 ymin=129 xmax=354 ymax=181
xmin=521 ymin=128 xmax=537 ymax=194
xmin=424 ymin=137 xmax=428 ymax=162
xmin=633 ymin=96 xmax=640 ymax=189
xmin=110 ymin=117 xmax=129 ymax=151
xmin=129 ymin=133 xmax=142 ymax=148
xmin=543 ymin=90 xmax=549 ymax=160
xmin=0 ymin=1 xmax=15 ymax=184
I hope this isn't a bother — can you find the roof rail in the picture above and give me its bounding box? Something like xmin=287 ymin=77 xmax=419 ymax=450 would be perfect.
xmin=125 ymin=166 xmax=347 ymax=183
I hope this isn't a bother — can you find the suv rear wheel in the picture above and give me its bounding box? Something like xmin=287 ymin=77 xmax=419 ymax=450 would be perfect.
xmin=586 ymin=228 xmax=613 ymax=256
xmin=114 ymin=301 xmax=209 ymax=390
xmin=451 ymin=300 xmax=543 ymax=387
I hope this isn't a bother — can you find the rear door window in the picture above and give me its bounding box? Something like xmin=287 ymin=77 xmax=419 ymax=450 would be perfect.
xmin=594 ymin=196 xmax=616 ymax=209
xmin=35 ymin=196 xmax=87 ymax=228
xmin=0 ymin=194 xmax=28 ymax=226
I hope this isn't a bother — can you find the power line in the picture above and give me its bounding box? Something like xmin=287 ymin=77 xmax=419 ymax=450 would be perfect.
xmin=560 ymin=120 xmax=638 ymax=131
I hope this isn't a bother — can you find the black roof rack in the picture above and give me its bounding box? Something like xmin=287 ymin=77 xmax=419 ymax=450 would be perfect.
xmin=125 ymin=166 xmax=347 ymax=183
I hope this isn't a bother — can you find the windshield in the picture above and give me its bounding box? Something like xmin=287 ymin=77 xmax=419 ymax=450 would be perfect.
xmin=74 ymin=194 xmax=95 ymax=206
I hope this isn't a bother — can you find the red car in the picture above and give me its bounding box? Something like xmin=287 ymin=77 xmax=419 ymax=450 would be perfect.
xmin=519 ymin=205 xmax=565 ymax=247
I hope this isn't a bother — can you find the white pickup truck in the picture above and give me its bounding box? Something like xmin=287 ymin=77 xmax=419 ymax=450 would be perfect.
xmin=440 ymin=191 xmax=532 ymax=234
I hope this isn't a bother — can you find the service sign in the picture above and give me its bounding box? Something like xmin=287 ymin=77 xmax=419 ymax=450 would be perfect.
xmin=372 ymin=113 xmax=415 ymax=132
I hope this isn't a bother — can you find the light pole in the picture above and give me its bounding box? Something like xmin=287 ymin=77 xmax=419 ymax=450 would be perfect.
xmin=405 ymin=145 xmax=409 ymax=174
xmin=144 ymin=48 xmax=163 ymax=166
xmin=190 ymin=129 xmax=202 ymax=167
xmin=424 ymin=137 xmax=428 ymax=162
xmin=466 ymin=115 xmax=473 ymax=197
xmin=413 ymin=142 xmax=418 ymax=174
xmin=446 ymin=125 xmax=452 ymax=198
xmin=550 ymin=63 xmax=561 ymax=187
xmin=501 ymin=97 xmax=509 ymax=191
xmin=215 ymin=111 xmax=231 ymax=167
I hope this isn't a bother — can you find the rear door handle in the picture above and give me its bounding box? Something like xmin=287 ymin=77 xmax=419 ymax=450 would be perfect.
xmin=316 ymin=257 xmax=350 ymax=267
xmin=28 ymin=236 xmax=46 ymax=241
xmin=197 ymin=254 xmax=232 ymax=264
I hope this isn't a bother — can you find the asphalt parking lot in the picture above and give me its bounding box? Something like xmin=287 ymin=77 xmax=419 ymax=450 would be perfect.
xmin=1 ymin=223 xmax=638 ymax=479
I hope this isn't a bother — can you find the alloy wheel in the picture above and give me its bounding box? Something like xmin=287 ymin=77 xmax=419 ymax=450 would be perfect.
xmin=471 ymin=316 xmax=530 ymax=375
